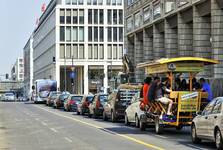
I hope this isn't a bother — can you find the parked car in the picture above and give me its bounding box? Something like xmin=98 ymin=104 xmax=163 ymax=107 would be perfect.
xmin=89 ymin=94 xmax=108 ymax=118
xmin=64 ymin=95 xmax=83 ymax=112
xmin=191 ymin=97 xmax=223 ymax=150
xmin=125 ymin=92 xmax=146 ymax=129
xmin=77 ymin=95 xmax=94 ymax=115
xmin=3 ymin=93 xmax=15 ymax=101
xmin=53 ymin=92 xmax=70 ymax=109
xmin=46 ymin=91 xmax=61 ymax=106
xmin=103 ymin=88 xmax=140 ymax=122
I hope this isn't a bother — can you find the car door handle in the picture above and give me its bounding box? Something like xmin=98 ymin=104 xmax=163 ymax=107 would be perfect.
xmin=214 ymin=116 xmax=217 ymax=119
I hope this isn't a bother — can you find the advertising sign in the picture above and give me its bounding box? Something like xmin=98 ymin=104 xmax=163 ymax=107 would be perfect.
xmin=179 ymin=92 xmax=198 ymax=112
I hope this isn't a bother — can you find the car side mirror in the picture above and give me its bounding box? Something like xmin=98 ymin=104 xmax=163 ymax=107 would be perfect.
xmin=196 ymin=111 xmax=202 ymax=116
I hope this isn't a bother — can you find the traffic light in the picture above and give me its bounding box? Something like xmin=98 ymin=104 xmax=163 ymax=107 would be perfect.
xmin=5 ymin=74 xmax=9 ymax=79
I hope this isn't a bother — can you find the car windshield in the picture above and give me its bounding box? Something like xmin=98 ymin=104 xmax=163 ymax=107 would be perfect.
xmin=86 ymin=96 xmax=94 ymax=102
xmin=71 ymin=96 xmax=83 ymax=102
xmin=99 ymin=95 xmax=108 ymax=102
xmin=5 ymin=93 xmax=14 ymax=96
xmin=60 ymin=94 xmax=70 ymax=100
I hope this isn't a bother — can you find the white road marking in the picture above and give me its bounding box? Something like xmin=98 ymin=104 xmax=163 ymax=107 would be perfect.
xmin=35 ymin=118 xmax=39 ymax=121
xmin=50 ymin=128 xmax=58 ymax=133
xmin=64 ymin=137 xmax=73 ymax=143
xmin=41 ymin=121 xmax=48 ymax=126
xmin=154 ymin=135 xmax=167 ymax=139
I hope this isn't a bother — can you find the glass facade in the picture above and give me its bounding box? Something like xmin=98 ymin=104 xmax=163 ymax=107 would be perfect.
xmin=59 ymin=7 xmax=124 ymax=61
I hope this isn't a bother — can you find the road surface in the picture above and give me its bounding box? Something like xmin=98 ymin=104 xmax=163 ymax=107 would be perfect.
xmin=0 ymin=102 xmax=216 ymax=150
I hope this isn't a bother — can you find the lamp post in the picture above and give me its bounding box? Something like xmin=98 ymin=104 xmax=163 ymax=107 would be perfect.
xmin=71 ymin=56 xmax=75 ymax=94
xmin=64 ymin=56 xmax=67 ymax=92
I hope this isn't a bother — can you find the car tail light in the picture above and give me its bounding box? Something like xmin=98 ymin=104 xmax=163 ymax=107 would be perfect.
xmin=96 ymin=100 xmax=100 ymax=108
xmin=69 ymin=100 xmax=75 ymax=105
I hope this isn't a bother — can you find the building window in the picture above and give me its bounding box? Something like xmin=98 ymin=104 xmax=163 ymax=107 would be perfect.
xmin=88 ymin=45 xmax=93 ymax=59
xmin=108 ymin=27 xmax=112 ymax=42
xmin=113 ymin=27 xmax=117 ymax=42
xmin=73 ymin=10 xmax=78 ymax=24
xmin=94 ymin=27 xmax=98 ymax=42
xmin=94 ymin=45 xmax=98 ymax=59
xmin=126 ymin=17 xmax=133 ymax=32
xmin=112 ymin=0 xmax=116 ymax=5
xmin=78 ymin=0 xmax=83 ymax=5
xmin=143 ymin=6 xmax=150 ymax=22
xmin=118 ymin=10 xmax=123 ymax=24
xmin=60 ymin=9 xmax=65 ymax=24
xmin=79 ymin=9 xmax=84 ymax=24
xmin=88 ymin=27 xmax=92 ymax=42
xmin=99 ymin=45 xmax=104 ymax=59
xmin=66 ymin=9 xmax=71 ymax=24
xmin=60 ymin=26 xmax=65 ymax=41
xmin=73 ymin=27 xmax=78 ymax=42
xmin=66 ymin=44 xmax=72 ymax=58
xmin=60 ymin=44 xmax=65 ymax=58
xmin=66 ymin=0 xmax=71 ymax=4
xmin=178 ymin=0 xmax=189 ymax=6
xmin=93 ymin=0 xmax=97 ymax=5
xmin=99 ymin=27 xmax=104 ymax=42
xmin=165 ymin=0 xmax=175 ymax=13
xmin=119 ymin=27 xmax=123 ymax=42
xmin=153 ymin=3 xmax=161 ymax=19
xmin=117 ymin=0 xmax=122 ymax=5
xmin=107 ymin=10 xmax=112 ymax=24
xmin=113 ymin=10 xmax=117 ymax=24
xmin=66 ymin=27 xmax=71 ymax=42
xmin=98 ymin=0 xmax=103 ymax=5
xmin=79 ymin=44 xmax=84 ymax=59
xmin=107 ymin=44 xmax=112 ymax=59
xmin=72 ymin=0 xmax=77 ymax=5
xmin=94 ymin=10 xmax=98 ymax=24
xmin=79 ymin=27 xmax=84 ymax=42
xmin=88 ymin=9 xmax=92 ymax=24
xmin=73 ymin=44 xmax=78 ymax=59
xmin=113 ymin=45 xmax=117 ymax=59
xmin=99 ymin=10 xmax=104 ymax=24
xmin=134 ymin=11 xmax=141 ymax=28
xmin=107 ymin=0 xmax=111 ymax=5
xmin=87 ymin=0 xmax=91 ymax=5
xmin=118 ymin=45 xmax=123 ymax=59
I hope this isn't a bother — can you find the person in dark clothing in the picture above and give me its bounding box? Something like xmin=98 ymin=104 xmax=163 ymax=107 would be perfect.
xmin=179 ymin=79 xmax=188 ymax=91
xmin=174 ymin=77 xmax=181 ymax=91
xmin=147 ymin=77 xmax=160 ymax=103
xmin=192 ymin=78 xmax=200 ymax=90
xmin=154 ymin=77 xmax=173 ymax=115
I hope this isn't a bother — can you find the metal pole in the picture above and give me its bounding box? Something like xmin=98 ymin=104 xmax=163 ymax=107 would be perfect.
xmin=72 ymin=57 xmax=75 ymax=94
xmin=64 ymin=57 xmax=67 ymax=91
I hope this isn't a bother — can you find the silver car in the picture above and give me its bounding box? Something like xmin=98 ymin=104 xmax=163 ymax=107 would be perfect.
xmin=191 ymin=97 xmax=223 ymax=149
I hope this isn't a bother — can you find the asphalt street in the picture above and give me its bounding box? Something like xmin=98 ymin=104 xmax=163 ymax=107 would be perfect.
xmin=0 ymin=102 xmax=216 ymax=150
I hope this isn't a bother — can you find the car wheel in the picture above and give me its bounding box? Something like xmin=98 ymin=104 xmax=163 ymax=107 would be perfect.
xmin=80 ymin=110 xmax=84 ymax=115
xmin=139 ymin=118 xmax=146 ymax=131
xmin=176 ymin=125 xmax=183 ymax=131
xmin=93 ymin=109 xmax=97 ymax=119
xmin=191 ymin=124 xmax=201 ymax=144
xmin=77 ymin=110 xmax=80 ymax=115
xmin=111 ymin=111 xmax=116 ymax=123
xmin=103 ymin=111 xmax=108 ymax=121
xmin=124 ymin=113 xmax=130 ymax=126
xmin=135 ymin=115 xmax=140 ymax=128
xmin=88 ymin=113 xmax=92 ymax=118
xmin=155 ymin=117 xmax=163 ymax=134
xmin=215 ymin=128 xmax=223 ymax=150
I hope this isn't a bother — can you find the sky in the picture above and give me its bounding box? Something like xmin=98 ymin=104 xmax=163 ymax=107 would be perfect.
xmin=0 ymin=0 xmax=50 ymax=79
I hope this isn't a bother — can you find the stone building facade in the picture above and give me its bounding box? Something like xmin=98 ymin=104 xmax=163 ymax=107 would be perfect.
xmin=125 ymin=0 xmax=223 ymax=83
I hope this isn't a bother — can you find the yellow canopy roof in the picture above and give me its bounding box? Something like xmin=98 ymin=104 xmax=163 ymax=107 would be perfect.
xmin=137 ymin=57 xmax=219 ymax=68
